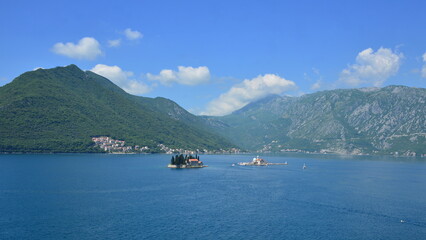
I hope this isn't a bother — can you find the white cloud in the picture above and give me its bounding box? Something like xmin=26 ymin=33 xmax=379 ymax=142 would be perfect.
xmin=91 ymin=64 xmax=151 ymax=95
xmin=339 ymin=47 xmax=403 ymax=87
xmin=422 ymin=52 xmax=426 ymax=78
xmin=201 ymin=74 xmax=297 ymax=116
xmin=52 ymin=37 xmax=102 ymax=60
xmin=124 ymin=28 xmax=143 ymax=40
xmin=108 ymin=39 xmax=121 ymax=47
xmin=147 ymin=66 xmax=210 ymax=86
xmin=311 ymin=80 xmax=321 ymax=90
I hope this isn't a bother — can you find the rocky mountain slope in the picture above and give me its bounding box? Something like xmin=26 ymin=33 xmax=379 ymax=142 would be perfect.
xmin=204 ymin=86 xmax=426 ymax=156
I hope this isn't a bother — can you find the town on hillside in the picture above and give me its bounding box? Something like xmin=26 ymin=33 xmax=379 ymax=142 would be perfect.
xmin=92 ymin=136 xmax=242 ymax=154
xmin=92 ymin=136 xmax=149 ymax=153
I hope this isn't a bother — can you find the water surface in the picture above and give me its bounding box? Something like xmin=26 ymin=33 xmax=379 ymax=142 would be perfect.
xmin=0 ymin=154 xmax=425 ymax=239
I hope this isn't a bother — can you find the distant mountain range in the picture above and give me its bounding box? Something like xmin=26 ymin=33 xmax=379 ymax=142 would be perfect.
xmin=203 ymin=86 xmax=426 ymax=156
xmin=0 ymin=65 xmax=235 ymax=153
xmin=1 ymin=65 xmax=425 ymax=156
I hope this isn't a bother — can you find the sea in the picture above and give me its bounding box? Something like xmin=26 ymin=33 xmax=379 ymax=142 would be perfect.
xmin=0 ymin=153 xmax=425 ymax=240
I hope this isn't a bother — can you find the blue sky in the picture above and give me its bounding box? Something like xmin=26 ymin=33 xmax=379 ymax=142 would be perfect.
xmin=1 ymin=0 xmax=426 ymax=115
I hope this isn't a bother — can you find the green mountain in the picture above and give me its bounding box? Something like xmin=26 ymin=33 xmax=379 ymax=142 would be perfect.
xmin=204 ymin=86 xmax=426 ymax=156
xmin=0 ymin=65 xmax=235 ymax=153
xmin=2 ymin=65 xmax=424 ymax=156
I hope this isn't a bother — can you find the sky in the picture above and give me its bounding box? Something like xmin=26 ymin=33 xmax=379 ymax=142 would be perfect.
xmin=1 ymin=0 xmax=426 ymax=116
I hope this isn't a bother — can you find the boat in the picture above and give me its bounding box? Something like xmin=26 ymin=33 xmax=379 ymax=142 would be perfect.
xmin=303 ymin=163 xmax=307 ymax=169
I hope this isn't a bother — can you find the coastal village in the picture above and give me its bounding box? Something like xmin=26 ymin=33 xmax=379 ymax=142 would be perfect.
xmin=92 ymin=136 xmax=425 ymax=157
xmin=92 ymin=136 xmax=242 ymax=154
xmin=92 ymin=136 xmax=149 ymax=153
xmin=158 ymin=143 xmax=241 ymax=155
xmin=258 ymin=140 xmax=426 ymax=157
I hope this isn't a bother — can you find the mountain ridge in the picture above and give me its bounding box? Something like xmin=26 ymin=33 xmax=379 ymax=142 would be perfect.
xmin=0 ymin=65 xmax=235 ymax=153
xmin=203 ymin=85 xmax=426 ymax=156
xmin=1 ymin=65 xmax=425 ymax=156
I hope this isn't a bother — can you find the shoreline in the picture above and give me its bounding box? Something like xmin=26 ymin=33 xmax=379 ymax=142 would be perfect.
xmin=0 ymin=151 xmax=424 ymax=158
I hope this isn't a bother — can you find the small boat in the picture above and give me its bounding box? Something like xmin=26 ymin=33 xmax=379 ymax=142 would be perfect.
xmin=232 ymin=164 xmax=235 ymax=167
xmin=303 ymin=163 xmax=307 ymax=169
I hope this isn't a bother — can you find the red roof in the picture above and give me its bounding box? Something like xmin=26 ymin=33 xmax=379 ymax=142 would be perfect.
xmin=189 ymin=159 xmax=199 ymax=161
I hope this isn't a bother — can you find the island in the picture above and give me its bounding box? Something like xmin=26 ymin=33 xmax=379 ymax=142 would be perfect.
xmin=238 ymin=156 xmax=288 ymax=166
xmin=168 ymin=154 xmax=207 ymax=168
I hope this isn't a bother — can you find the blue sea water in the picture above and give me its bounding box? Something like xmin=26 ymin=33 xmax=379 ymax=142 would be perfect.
xmin=0 ymin=154 xmax=425 ymax=240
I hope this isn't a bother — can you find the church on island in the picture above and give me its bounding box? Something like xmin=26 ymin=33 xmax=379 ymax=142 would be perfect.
xmin=168 ymin=154 xmax=207 ymax=168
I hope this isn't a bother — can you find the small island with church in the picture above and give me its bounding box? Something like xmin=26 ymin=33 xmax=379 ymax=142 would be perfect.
xmin=168 ymin=154 xmax=207 ymax=168
xmin=237 ymin=156 xmax=288 ymax=166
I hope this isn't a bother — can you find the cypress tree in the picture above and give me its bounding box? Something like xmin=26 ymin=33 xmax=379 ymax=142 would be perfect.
xmin=179 ymin=154 xmax=184 ymax=165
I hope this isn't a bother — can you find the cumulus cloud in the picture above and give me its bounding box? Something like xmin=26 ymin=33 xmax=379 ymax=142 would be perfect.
xmin=91 ymin=64 xmax=150 ymax=95
xmin=422 ymin=52 xmax=426 ymax=78
xmin=339 ymin=47 xmax=403 ymax=87
xmin=201 ymin=74 xmax=297 ymax=116
xmin=147 ymin=66 xmax=210 ymax=86
xmin=108 ymin=39 xmax=121 ymax=47
xmin=52 ymin=37 xmax=102 ymax=60
xmin=124 ymin=28 xmax=143 ymax=40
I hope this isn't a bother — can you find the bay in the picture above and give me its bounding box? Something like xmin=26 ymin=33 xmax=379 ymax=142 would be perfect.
xmin=0 ymin=154 xmax=425 ymax=239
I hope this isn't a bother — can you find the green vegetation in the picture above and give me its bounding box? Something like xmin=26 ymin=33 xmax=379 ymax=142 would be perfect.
xmin=2 ymin=64 xmax=424 ymax=156
xmin=204 ymin=86 xmax=426 ymax=156
xmin=0 ymin=65 xmax=235 ymax=153
xmin=170 ymin=154 xmax=200 ymax=165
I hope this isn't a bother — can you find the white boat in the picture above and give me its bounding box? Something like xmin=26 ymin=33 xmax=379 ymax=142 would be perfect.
xmin=303 ymin=163 xmax=307 ymax=169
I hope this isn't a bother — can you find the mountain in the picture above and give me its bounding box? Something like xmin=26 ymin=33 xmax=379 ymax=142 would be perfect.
xmin=204 ymin=86 xmax=426 ymax=156
xmin=0 ymin=65 xmax=235 ymax=153
xmin=2 ymin=65 xmax=424 ymax=156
